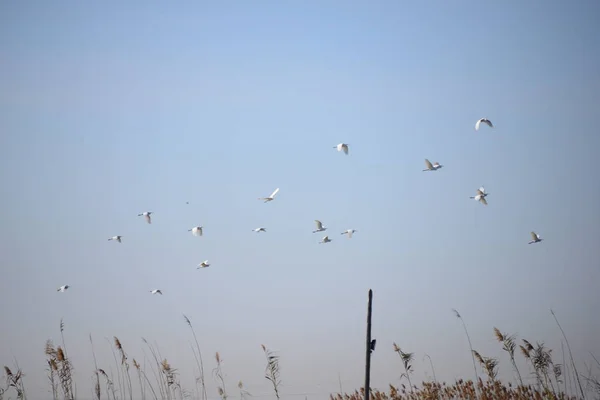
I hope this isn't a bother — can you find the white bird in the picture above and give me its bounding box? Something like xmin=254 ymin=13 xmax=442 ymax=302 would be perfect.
xmin=341 ymin=229 xmax=357 ymax=238
xmin=333 ymin=143 xmax=349 ymax=155
xmin=528 ymin=231 xmax=543 ymax=244
xmin=138 ymin=211 xmax=153 ymax=224
xmin=108 ymin=235 xmax=123 ymax=243
xmin=57 ymin=285 xmax=69 ymax=292
xmin=475 ymin=118 xmax=494 ymax=131
xmin=313 ymin=220 xmax=327 ymax=233
xmin=423 ymin=159 xmax=443 ymax=171
xmin=150 ymin=289 xmax=163 ymax=295
xmin=258 ymin=188 xmax=280 ymax=203
xmin=469 ymin=186 xmax=489 ymax=205
xmin=252 ymin=227 xmax=267 ymax=233
xmin=188 ymin=226 xmax=203 ymax=236
xmin=197 ymin=260 xmax=210 ymax=269
xmin=319 ymin=236 xmax=332 ymax=244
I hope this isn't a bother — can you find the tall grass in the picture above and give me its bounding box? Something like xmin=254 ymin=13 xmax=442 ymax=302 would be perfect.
xmin=213 ymin=352 xmax=228 ymax=400
xmin=2 ymin=317 xmax=598 ymax=400
xmin=261 ymin=344 xmax=281 ymax=400
xmin=183 ymin=314 xmax=207 ymax=400
xmin=551 ymin=309 xmax=586 ymax=399
xmin=451 ymin=309 xmax=479 ymax=385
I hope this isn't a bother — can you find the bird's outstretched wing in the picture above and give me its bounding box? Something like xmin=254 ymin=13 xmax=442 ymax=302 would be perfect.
xmin=530 ymin=231 xmax=538 ymax=241
xmin=480 ymin=197 xmax=488 ymax=205
xmin=145 ymin=214 xmax=152 ymax=224
xmin=270 ymin=188 xmax=280 ymax=198
xmin=475 ymin=119 xmax=482 ymax=131
xmin=315 ymin=220 xmax=323 ymax=230
xmin=424 ymin=159 xmax=433 ymax=170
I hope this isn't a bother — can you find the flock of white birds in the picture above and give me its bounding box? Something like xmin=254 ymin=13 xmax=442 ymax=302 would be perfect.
xmin=55 ymin=117 xmax=544 ymax=294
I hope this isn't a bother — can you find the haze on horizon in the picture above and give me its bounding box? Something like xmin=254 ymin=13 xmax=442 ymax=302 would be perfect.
xmin=1 ymin=1 xmax=599 ymax=399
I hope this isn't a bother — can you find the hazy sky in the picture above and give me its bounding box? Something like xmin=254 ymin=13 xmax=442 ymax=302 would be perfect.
xmin=1 ymin=1 xmax=599 ymax=399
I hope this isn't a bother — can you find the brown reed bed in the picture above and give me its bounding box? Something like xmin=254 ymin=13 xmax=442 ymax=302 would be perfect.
xmin=2 ymin=311 xmax=599 ymax=400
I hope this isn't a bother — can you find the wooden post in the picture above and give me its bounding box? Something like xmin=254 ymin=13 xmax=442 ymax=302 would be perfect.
xmin=364 ymin=289 xmax=373 ymax=400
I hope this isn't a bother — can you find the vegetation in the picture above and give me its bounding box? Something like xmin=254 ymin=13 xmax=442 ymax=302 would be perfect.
xmin=2 ymin=310 xmax=598 ymax=400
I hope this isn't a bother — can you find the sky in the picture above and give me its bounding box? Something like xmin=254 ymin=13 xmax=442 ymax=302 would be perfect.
xmin=1 ymin=0 xmax=599 ymax=399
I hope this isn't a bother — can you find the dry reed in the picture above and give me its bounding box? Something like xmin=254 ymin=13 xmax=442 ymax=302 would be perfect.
xmin=3 ymin=364 xmax=27 ymax=400
xmin=452 ymin=309 xmax=479 ymax=385
xmin=393 ymin=343 xmax=415 ymax=394
xmin=551 ymin=310 xmax=586 ymax=399
xmin=183 ymin=314 xmax=208 ymax=400
xmin=261 ymin=344 xmax=281 ymax=400
xmin=237 ymin=380 xmax=251 ymax=400
xmin=2 ymin=316 xmax=599 ymax=400
xmin=213 ymin=352 xmax=228 ymax=400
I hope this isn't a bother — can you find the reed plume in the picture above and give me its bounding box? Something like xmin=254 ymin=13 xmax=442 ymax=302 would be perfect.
xmin=183 ymin=314 xmax=207 ymax=400
xmin=3 ymin=365 xmax=27 ymax=400
xmin=114 ymin=337 xmax=133 ymax=400
xmin=213 ymin=352 xmax=228 ymax=400
xmin=472 ymin=350 xmax=499 ymax=382
xmin=261 ymin=344 xmax=281 ymax=400
xmin=45 ymin=340 xmax=59 ymax=400
xmin=452 ymin=309 xmax=479 ymax=385
xmin=493 ymin=327 xmax=524 ymax=387
xmin=237 ymin=380 xmax=251 ymax=400
xmin=58 ymin=319 xmax=75 ymax=400
xmin=393 ymin=343 xmax=415 ymax=394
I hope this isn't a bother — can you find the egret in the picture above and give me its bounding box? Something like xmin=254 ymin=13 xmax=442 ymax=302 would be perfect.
xmin=528 ymin=232 xmax=543 ymax=244
xmin=150 ymin=289 xmax=163 ymax=295
xmin=258 ymin=188 xmax=279 ymax=203
xmin=197 ymin=260 xmax=210 ymax=269
xmin=341 ymin=229 xmax=357 ymax=238
xmin=319 ymin=236 xmax=332 ymax=244
xmin=470 ymin=186 xmax=489 ymax=205
xmin=253 ymin=227 xmax=267 ymax=233
xmin=138 ymin=211 xmax=153 ymax=224
xmin=333 ymin=143 xmax=349 ymax=155
xmin=423 ymin=159 xmax=443 ymax=171
xmin=108 ymin=236 xmax=123 ymax=243
xmin=313 ymin=220 xmax=327 ymax=233
xmin=188 ymin=226 xmax=203 ymax=236
xmin=57 ymin=285 xmax=69 ymax=292
xmin=475 ymin=118 xmax=493 ymax=131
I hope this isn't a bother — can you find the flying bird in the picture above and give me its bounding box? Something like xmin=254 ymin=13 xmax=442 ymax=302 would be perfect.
xmin=258 ymin=188 xmax=280 ymax=203
xmin=423 ymin=159 xmax=443 ymax=171
xmin=313 ymin=220 xmax=327 ymax=233
xmin=341 ymin=229 xmax=357 ymax=238
xmin=475 ymin=118 xmax=494 ymax=131
xmin=57 ymin=285 xmax=69 ymax=292
xmin=108 ymin=235 xmax=123 ymax=243
xmin=528 ymin=232 xmax=543 ymax=244
xmin=333 ymin=143 xmax=349 ymax=155
xmin=252 ymin=227 xmax=267 ymax=233
xmin=197 ymin=260 xmax=210 ymax=269
xmin=319 ymin=236 xmax=332 ymax=244
xmin=188 ymin=226 xmax=203 ymax=236
xmin=138 ymin=211 xmax=153 ymax=224
xmin=470 ymin=186 xmax=489 ymax=205
xmin=150 ymin=289 xmax=163 ymax=295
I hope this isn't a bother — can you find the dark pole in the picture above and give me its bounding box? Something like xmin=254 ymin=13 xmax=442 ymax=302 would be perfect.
xmin=364 ymin=289 xmax=373 ymax=400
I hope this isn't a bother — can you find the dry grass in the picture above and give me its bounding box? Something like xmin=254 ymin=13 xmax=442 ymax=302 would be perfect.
xmin=261 ymin=344 xmax=281 ymax=400
xmin=2 ymin=313 xmax=598 ymax=400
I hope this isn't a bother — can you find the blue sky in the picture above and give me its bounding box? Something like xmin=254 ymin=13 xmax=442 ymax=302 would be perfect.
xmin=1 ymin=0 xmax=599 ymax=399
